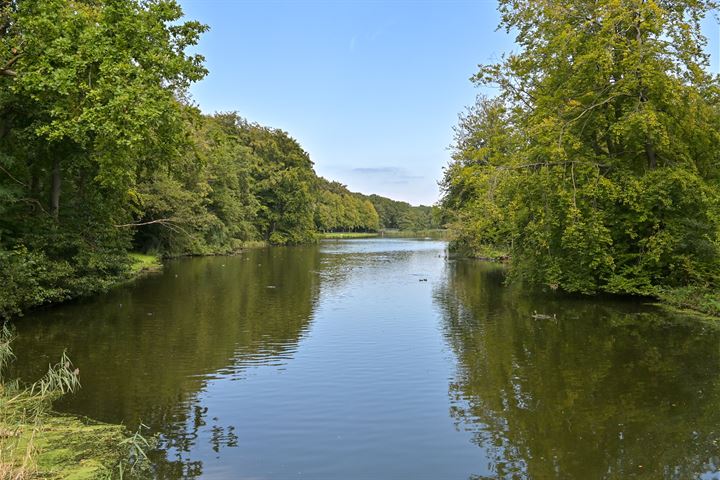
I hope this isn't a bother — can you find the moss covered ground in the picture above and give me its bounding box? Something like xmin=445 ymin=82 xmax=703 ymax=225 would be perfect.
xmin=1 ymin=413 xmax=126 ymax=479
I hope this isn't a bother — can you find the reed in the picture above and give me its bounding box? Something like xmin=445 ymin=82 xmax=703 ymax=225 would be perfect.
xmin=0 ymin=324 xmax=152 ymax=479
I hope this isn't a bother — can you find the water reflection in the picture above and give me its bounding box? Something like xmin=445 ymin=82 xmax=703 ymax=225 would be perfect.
xmin=12 ymin=246 xmax=321 ymax=478
xmin=435 ymin=260 xmax=720 ymax=479
xmin=9 ymin=241 xmax=720 ymax=479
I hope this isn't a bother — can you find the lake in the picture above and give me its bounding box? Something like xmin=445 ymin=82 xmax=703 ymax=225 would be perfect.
xmin=11 ymin=239 xmax=720 ymax=479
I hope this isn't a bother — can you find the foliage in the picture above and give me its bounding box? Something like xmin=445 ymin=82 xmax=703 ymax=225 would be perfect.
xmin=441 ymin=0 xmax=720 ymax=297
xmin=235 ymin=119 xmax=317 ymax=245
xmin=0 ymin=0 xmax=430 ymax=319
xmin=320 ymin=232 xmax=378 ymax=239
xmin=363 ymin=194 xmax=440 ymax=231
xmin=315 ymin=178 xmax=379 ymax=233
xmin=0 ymin=0 xmax=206 ymax=317
xmin=656 ymin=285 xmax=720 ymax=318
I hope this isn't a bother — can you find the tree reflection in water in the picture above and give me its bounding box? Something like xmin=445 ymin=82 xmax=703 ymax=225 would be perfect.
xmin=12 ymin=246 xmax=322 ymax=479
xmin=435 ymin=260 xmax=720 ymax=479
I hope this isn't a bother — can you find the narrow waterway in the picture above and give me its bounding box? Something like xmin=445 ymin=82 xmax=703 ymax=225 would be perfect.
xmin=11 ymin=239 xmax=720 ymax=479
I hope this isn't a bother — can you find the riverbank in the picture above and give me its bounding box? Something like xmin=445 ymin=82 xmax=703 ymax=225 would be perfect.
xmin=1 ymin=411 xmax=130 ymax=479
xmin=320 ymin=230 xmax=449 ymax=240
xmin=320 ymin=232 xmax=378 ymax=239
xmin=0 ymin=250 xmax=163 ymax=322
xmin=128 ymin=253 xmax=163 ymax=275
xmin=458 ymin=245 xmax=720 ymax=319
xmin=656 ymin=286 xmax=720 ymax=319
xmin=1 ymin=240 xmax=274 ymax=322
xmin=0 ymin=327 xmax=150 ymax=479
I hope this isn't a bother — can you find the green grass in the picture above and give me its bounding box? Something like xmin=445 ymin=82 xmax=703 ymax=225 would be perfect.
xmin=128 ymin=253 xmax=162 ymax=275
xmin=5 ymin=414 xmax=127 ymax=479
xmin=466 ymin=245 xmax=511 ymax=261
xmin=239 ymin=240 xmax=268 ymax=249
xmin=320 ymin=230 xmax=450 ymax=240
xmin=380 ymin=229 xmax=449 ymax=239
xmin=319 ymin=232 xmax=379 ymax=239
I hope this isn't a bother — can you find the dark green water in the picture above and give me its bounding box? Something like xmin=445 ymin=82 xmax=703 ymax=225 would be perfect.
xmin=10 ymin=239 xmax=720 ymax=479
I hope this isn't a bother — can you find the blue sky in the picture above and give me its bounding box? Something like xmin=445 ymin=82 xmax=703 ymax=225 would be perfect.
xmin=177 ymin=0 xmax=720 ymax=206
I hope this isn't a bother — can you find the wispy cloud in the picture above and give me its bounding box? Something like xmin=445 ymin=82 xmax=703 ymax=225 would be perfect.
xmin=348 ymin=21 xmax=394 ymax=53
xmin=351 ymin=166 xmax=424 ymax=180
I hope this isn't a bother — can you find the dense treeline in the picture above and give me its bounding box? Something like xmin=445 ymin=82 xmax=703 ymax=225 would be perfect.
xmin=0 ymin=0 xmax=435 ymax=319
xmin=314 ymin=178 xmax=445 ymax=233
xmin=314 ymin=179 xmax=440 ymax=233
xmin=315 ymin=178 xmax=379 ymax=232
xmin=441 ymin=0 xmax=720 ymax=303
xmin=134 ymin=112 xmax=319 ymax=253
xmin=363 ymin=194 xmax=440 ymax=231
xmin=1 ymin=0 xmax=209 ymax=318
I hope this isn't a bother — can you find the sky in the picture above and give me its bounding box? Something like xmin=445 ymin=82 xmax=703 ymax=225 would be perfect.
xmin=177 ymin=0 xmax=720 ymax=206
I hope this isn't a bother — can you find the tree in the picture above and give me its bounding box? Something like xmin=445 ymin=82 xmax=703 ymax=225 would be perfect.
xmin=0 ymin=0 xmax=207 ymax=317
xmin=2 ymin=0 xmax=206 ymax=220
xmin=443 ymin=0 xmax=720 ymax=294
xmin=314 ymin=178 xmax=381 ymax=232
xmin=237 ymin=122 xmax=317 ymax=244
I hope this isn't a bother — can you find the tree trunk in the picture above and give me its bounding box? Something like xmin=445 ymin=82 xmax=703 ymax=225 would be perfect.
xmin=646 ymin=141 xmax=656 ymax=170
xmin=51 ymin=157 xmax=60 ymax=220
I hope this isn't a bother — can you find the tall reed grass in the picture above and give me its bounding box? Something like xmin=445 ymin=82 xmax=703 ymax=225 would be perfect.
xmin=0 ymin=324 xmax=152 ymax=479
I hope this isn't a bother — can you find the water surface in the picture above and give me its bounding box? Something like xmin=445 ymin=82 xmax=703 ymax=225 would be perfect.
xmin=11 ymin=239 xmax=720 ymax=479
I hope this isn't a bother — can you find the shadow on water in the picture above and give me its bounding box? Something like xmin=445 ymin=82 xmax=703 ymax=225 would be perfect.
xmin=434 ymin=259 xmax=720 ymax=480
xmin=10 ymin=246 xmax=321 ymax=478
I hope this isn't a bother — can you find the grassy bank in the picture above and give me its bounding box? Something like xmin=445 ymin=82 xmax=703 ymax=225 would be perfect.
xmin=2 ymin=413 xmax=128 ymax=479
xmin=0 ymin=250 xmax=163 ymax=322
xmin=380 ymin=229 xmax=449 ymax=239
xmin=320 ymin=232 xmax=378 ymax=239
xmin=0 ymin=326 xmax=149 ymax=479
xmin=320 ymin=230 xmax=450 ymax=240
xmin=128 ymin=253 xmax=163 ymax=275
xmin=2 ymin=240 xmax=274 ymax=321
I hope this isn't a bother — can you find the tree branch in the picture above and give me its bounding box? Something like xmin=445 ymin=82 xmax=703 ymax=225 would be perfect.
xmin=114 ymin=218 xmax=177 ymax=228
xmin=114 ymin=217 xmax=195 ymax=239
xmin=2 ymin=52 xmax=20 ymax=70
xmin=0 ymin=163 xmax=26 ymax=187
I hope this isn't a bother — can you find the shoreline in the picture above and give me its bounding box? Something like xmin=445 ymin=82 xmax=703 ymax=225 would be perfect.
xmin=459 ymin=250 xmax=720 ymax=320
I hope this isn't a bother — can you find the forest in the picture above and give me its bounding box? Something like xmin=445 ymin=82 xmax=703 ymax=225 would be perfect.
xmin=440 ymin=0 xmax=720 ymax=314
xmin=0 ymin=0 xmax=436 ymax=320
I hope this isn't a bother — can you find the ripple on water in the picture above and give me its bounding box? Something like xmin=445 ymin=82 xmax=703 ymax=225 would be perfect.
xmin=10 ymin=238 xmax=720 ymax=479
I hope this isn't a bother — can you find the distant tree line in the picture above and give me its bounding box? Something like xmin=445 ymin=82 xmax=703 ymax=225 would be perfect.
xmin=362 ymin=194 xmax=440 ymax=231
xmin=315 ymin=178 xmax=379 ymax=232
xmin=314 ymin=178 xmax=440 ymax=233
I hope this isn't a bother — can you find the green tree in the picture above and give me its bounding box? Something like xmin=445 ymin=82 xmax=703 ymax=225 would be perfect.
xmin=3 ymin=0 xmax=206 ymax=219
xmin=443 ymin=0 xmax=720 ymax=294
xmin=238 ymin=122 xmax=316 ymax=244
xmin=314 ymin=178 xmax=381 ymax=232
xmin=132 ymin=112 xmax=260 ymax=255
xmin=0 ymin=0 xmax=207 ymax=317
